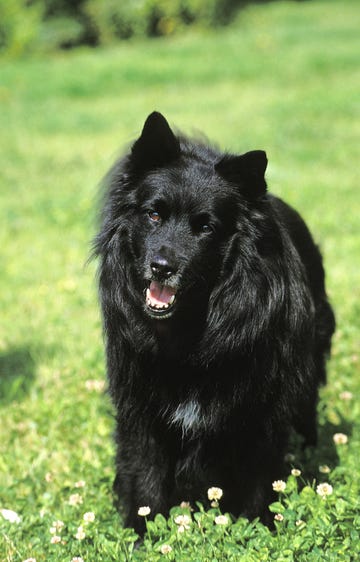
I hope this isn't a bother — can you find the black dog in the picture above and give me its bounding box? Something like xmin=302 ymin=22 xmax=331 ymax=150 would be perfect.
xmin=94 ymin=112 xmax=335 ymax=533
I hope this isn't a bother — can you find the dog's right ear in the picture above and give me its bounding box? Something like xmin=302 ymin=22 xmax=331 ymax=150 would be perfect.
xmin=215 ymin=151 xmax=268 ymax=198
xmin=130 ymin=112 xmax=180 ymax=171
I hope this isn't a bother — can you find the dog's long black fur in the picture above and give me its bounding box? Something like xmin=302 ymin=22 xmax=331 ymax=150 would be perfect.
xmin=94 ymin=112 xmax=335 ymax=534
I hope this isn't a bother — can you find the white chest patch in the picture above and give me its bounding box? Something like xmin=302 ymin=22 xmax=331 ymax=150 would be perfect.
xmin=169 ymin=399 xmax=202 ymax=434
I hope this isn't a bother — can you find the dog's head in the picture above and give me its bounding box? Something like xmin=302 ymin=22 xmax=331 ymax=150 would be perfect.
xmin=101 ymin=112 xmax=268 ymax=323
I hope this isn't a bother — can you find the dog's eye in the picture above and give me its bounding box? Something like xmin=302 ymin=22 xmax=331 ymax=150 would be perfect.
xmin=192 ymin=215 xmax=216 ymax=235
xmin=200 ymin=224 xmax=213 ymax=234
xmin=148 ymin=210 xmax=161 ymax=222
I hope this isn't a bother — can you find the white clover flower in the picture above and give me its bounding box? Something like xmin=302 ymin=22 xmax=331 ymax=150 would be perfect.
xmin=45 ymin=472 xmax=53 ymax=483
xmin=214 ymin=515 xmax=229 ymax=525
xmin=69 ymin=493 xmax=83 ymax=506
xmin=272 ymin=480 xmax=286 ymax=492
xmin=74 ymin=480 xmax=86 ymax=488
xmin=83 ymin=512 xmax=95 ymax=522
xmin=319 ymin=465 xmax=331 ymax=474
xmin=75 ymin=526 xmax=86 ymax=540
xmin=316 ymin=482 xmax=333 ymax=498
xmin=174 ymin=514 xmax=191 ymax=528
xmin=291 ymin=469 xmax=302 ymax=477
xmin=137 ymin=506 xmax=151 ymax=517
xmin=50 ymin=535 xmax=61 ymax=544
xmin=274 ymin=513 xmax=284 ymax=522
xmin=51 ymin=520 xmax=64 ymax=532
xmin=72 ymin=557 xmax=84 ymax=562
xmin=207 ymin=487 xmax=223 ymax=501
xmin=1 ymin=509 xmax=21 ymax=524
xmin=177 ymin=525 xmax=186 ymax=533
xmin=160 ymin=544 xmax=173 ymax=554
xmin=333 ymin=433 xmax=348 ymax=445
xmin=22 ymin=559 xmax=37 ymax=562
xmin=85 ymin=380 xmax=105 ymax=392
xmin=180 ymin=501 xmax=191 ymax=509
xmin=339 ymin=391 xmax=353 ymax=401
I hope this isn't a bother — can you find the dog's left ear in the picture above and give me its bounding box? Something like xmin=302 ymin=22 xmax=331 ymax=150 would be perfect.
xmin=215 ymin=150 xmax=268 ymax=198
xmin=131 ymin=111 xmax=180 ymax=171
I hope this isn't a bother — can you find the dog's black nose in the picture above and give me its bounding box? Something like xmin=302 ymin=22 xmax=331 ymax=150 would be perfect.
xmin=151 ymin=256 xmax=177 ymax=279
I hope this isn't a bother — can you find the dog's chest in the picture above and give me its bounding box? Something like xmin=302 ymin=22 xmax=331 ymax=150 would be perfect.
xmin=168 ymin=399 xmax=203 ymax=434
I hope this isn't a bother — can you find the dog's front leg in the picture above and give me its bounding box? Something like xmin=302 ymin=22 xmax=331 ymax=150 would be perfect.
xmin=114 ymin=423 xmax=173 ymax=535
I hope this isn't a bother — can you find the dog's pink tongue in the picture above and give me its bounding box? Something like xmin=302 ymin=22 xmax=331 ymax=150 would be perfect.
xmin=148 ymin=281 xmax=176 ymax=306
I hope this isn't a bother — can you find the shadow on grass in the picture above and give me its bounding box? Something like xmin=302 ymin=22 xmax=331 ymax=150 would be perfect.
xmin=317 ymin=418 xmax=353 ymax=464
xmin=0 ymin=346 xmax=37 ymax=404
xmin=290 ymin=416 xmax=353 ymax=480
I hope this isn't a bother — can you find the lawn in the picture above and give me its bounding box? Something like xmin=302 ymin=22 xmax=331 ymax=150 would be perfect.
xmin=0 ymin=0 xmax=359 ymax=560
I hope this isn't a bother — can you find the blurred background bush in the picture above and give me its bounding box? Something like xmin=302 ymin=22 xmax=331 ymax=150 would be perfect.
xmin=0 ymin=0 xmax=276 ymax=55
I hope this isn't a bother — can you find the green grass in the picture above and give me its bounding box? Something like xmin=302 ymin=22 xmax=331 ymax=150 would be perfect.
xmin=0 ymin=0 xmax=359 ymax=560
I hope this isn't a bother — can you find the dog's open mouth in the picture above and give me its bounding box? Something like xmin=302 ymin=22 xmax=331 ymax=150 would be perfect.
xmin=146 ymin=280 xmax=177 ymax=317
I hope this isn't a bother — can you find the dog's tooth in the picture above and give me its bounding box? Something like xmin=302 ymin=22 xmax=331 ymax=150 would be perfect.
xmin=169 ymin=295 xmax=175 ymax=305
xmin=146 ymin=297 xmax=173 ymax=312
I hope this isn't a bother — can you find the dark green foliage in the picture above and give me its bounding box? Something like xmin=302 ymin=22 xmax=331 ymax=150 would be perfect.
xmin=0 ymin=0 xmax=274 ymax=54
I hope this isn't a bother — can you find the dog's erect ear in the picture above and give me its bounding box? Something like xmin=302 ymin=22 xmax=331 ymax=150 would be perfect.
xmin=215 ymin=150 xmax=268 ymax=198
xmin=131 ymin=112 xmax=180 ymax=171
